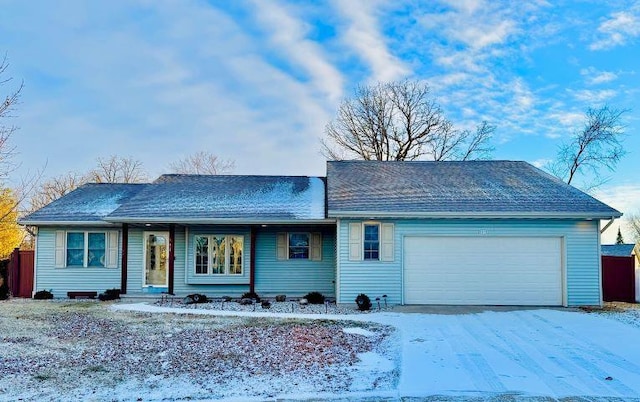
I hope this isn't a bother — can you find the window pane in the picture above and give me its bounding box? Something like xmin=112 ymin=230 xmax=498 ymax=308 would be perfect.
xmin=229 ymin=236 xmax=243 ymax=275
xmin=211 ymin=236 xmax=225 ymax=274
xmin=364 ymin=225 xmax=379 ymax=241
xmin=289 ymin=233 xmax=309 ymax=259
xmin=88 ymin=233 xmax=106 ymax=267
xmin=195 ymin=236 xmax=208 ymax=274
xmin=66 ymin=232 xmax=84 ymax=266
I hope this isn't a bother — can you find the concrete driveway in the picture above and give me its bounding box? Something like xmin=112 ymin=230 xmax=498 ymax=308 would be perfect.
xmin=369 ymin=308 xmax=640 ymax=399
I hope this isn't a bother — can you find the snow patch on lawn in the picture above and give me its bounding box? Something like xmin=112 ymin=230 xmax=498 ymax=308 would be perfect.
xmin=343 ymin=327 xmax=376 ymax=337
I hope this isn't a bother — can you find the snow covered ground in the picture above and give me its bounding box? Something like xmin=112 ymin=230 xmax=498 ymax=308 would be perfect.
xmin=1 ymin=299 xmax=640 ymax=401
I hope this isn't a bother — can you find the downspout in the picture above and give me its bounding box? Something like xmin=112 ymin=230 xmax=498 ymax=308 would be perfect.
xmin=120 ymin=223 xmax=128 ymax=294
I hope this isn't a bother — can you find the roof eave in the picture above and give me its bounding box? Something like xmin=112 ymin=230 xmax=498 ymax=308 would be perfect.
xmin=18 ymin=220 xmax=121 ymax=226
xmin=327 ymin=210 xmax=623 ymax=220
xmin=103 ymin=217 xmax=336 ymax=225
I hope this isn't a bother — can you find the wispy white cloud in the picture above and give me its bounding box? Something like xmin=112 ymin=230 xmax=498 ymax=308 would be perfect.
xmin=568 ymin=88 xmax=617 ymax=103
xmin=248 ymin=1 xmax=344 ymax=103
xmin=332 ymin=0 xmax=409 ymax=82
xmin=590 ymin=10 xmax=640 ymax=50
xmin=580 ymin=67 xmax=618 ymax=85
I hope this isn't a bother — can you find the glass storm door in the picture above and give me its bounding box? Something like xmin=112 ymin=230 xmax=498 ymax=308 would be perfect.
xmin=144 ymin=232 xmax=169 ymax=287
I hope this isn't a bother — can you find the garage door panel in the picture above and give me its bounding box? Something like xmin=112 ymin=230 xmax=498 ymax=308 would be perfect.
xmin=403 ymin=236 xmax=563 ymax=305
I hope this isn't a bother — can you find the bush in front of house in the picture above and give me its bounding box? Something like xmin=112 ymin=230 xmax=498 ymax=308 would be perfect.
xmin=98 ymin=288 xmax=121 ymax=301
xmin=303 ymin=291 xmax=326 ymax=304
xmin=355 ymin=293 xmax=372 ymax=311
xmin=240 ymin=291 xmax=260 ymax=302
xmin=34 ymin=290 xmax=54 ymax=300
xmin=184 ymin=293 xmax=208 ymax=304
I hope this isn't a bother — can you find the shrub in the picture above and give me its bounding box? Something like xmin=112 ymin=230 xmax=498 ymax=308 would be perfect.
xmin=240 ymin=291 xmax=260 ymax=302
xmin=34 ymin=290 xmax=54 ymax=300
xmin=275 ymin=294 xmax=286 ymax=302
xmin=355 ymin=293 xmax=372 ymax=311
xmin=184 ymin=293 xmax=208 ymax=304
xmin=98 ymin=288 xmax=121 ymax=301
xmin=303 ymin=291 xmax=325 ymax=304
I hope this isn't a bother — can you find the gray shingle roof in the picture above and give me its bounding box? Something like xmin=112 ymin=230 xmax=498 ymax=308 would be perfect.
xmin=19 ymin=183 xmax=147 ymax=225
xmin=601 ymin=244 xmax=636 ymax=256
xmin=105 ymin=175 xmax=327 ymax=223
xmin=326 ymin=160 xmax=622 ymax=218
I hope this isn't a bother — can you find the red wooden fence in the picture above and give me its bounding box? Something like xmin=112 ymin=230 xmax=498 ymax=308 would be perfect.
xmin=601 ymin=255 xmax=635 ymax=303
xmin=9 ymin=248 xmax=34 ymax=298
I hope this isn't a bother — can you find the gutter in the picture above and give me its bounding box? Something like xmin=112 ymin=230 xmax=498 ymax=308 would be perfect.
xmin=103 ymin=217 xmax=337 ymax=225
xmin=17 ymin=220 xmax=122 ymax=226
xmin=327 ymin=210 xmax=623 ymax=220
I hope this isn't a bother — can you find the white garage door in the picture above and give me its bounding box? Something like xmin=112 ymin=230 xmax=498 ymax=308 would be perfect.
xmin=404 ymin=236 xmax=563 ymax=305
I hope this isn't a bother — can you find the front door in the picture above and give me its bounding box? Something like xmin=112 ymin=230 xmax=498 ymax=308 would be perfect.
xmin=144 ymin=232 xmax=169 ymax=288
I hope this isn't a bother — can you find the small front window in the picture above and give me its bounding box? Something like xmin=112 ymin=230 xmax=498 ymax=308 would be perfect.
xmin=66 ymin=231 xmax=107 ymax=267
xmin=288 ymin=233 xmax=310 ymax=259
xmin=363 ymin=224 xmax=380 ymax=260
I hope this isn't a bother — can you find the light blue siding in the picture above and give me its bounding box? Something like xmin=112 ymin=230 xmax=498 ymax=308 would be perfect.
xmin=337 ymin=219 xmax=601 ymax=306
xmin=254 ymin=227 xmax=335 ymax=297
xmin=34 ymin=226 xmax=122 ymax=298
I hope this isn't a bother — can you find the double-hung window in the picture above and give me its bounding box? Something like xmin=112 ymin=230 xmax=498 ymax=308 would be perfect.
xmin=276 ymin=232 xmax=322 ymax=261
xmin=348 ymin=222 xmax=394 ymax=262
xmin=363 ymin=224 xmax=380 ymax=260
xmin=288 ymin=233 xmax=310 ymax=259
xmin=56 ymin=230 xmax=117 ymax=268
xmin=194 ymin=235 xmax=244 ymax=275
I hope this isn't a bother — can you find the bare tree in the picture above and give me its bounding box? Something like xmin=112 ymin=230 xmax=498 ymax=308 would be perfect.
xmin=627 ymin=213 xmax=640 ymax=242
xmin=550 ymin=106 xmax=627 ymax=188
xmin=0 ymin=54 xmax=23 ymax=184
xmin=29 ymin=172 xmax=87 ymax=211
xmin=89 ymin=155 xmax=147 ymax=183
xmin=169 ymin=151 xmax=234 ymax=175
xmin=29 ymin=155 xmax=147 ymax=211
xmin=321 ymin=80 xmax=495 ymax=161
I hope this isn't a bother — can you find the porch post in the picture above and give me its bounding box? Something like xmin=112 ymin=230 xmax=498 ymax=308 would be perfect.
xmin=120 ymin=223 xmax=128 ymax=294
xmin=250 ymin=226 xmax=256 ymax=293
xmin=168 ymin=224 xmax=175 ymax=295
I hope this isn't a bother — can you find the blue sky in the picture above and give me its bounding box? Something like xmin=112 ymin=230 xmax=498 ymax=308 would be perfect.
xmin=1 ymin=0 xmax=639 ymax=241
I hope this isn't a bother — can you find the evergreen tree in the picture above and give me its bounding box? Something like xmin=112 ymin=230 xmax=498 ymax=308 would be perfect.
xmin=616 ymin=227 xmax=624 ymax=244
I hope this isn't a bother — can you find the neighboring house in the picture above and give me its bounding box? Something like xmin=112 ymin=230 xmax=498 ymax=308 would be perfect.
xmin=20 ymin=161 xmax=621 ymax=306
xmin=601 ymin=243 xmax=639 ymax=302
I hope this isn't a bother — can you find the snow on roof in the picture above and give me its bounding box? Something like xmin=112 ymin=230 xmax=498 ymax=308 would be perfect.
xmin=106 ymin=175 xmax=327 ymax=222
xmin=19 ymin=183 xmax=147 ymax=225
xmin=601 ymin=244 xmax=636 ymax=256
xmin=327 ymin=160 xmax=622 ymax=218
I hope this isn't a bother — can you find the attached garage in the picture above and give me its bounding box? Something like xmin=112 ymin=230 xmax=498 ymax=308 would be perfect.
xmin=403 ymin=236 xmax=563 ymax=306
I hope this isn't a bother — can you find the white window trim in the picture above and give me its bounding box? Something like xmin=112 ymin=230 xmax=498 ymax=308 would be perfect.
xmin=56 ymin=230 xmax=117 ymax=268
xmin=193 ymin=234 xmax=244 ymax=276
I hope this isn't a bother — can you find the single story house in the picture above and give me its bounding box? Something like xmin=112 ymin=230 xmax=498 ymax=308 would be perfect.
xmin=20 ymin=160 xmax=621 ymax=306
